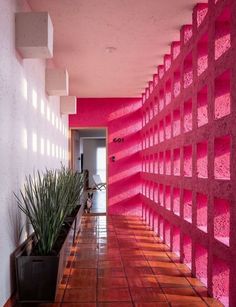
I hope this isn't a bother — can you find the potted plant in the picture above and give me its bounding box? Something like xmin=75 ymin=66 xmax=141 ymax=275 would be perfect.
xmin=14 ymin=167 xmax=85 ymax=302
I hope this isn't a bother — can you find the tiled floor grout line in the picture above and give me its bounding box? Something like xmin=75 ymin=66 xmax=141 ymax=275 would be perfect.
xmin=136 ymin=220 xmax=172 ymax=306
xmin=143 ymin=219 xmax=181 ymax=301
xmin=59 ymin=236 xmax=75 ymax=306
xmin=136 ymin=219 xmax=183 ymax=306
xmin=59 ymin=235 xmax=81 ymax=306
xmin=120 ymin=225 xmax=136 ymax=307
xmin=55 ymin=214 xmax=224 ymax=307
xmin=135 ymin=221 xmax=164 ymax=305
xmin=137 ymin=223 xmax=169 ymax=305
xmin=138 ymin=217 xmax=213 ymax=307
xmin=142 ymin=220 xmax=191 ymax=306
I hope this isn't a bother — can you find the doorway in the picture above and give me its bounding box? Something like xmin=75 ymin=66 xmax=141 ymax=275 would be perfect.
xmin=70 ymin=128 xmax=107 ymax=214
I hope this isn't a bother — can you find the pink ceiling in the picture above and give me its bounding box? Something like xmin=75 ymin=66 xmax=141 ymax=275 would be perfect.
xmin=27 ymin=0 xmax=206 ymax=98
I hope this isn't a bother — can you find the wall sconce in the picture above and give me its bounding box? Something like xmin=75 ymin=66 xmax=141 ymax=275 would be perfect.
xmin=15 ymin=12 xmax=53 ymax=59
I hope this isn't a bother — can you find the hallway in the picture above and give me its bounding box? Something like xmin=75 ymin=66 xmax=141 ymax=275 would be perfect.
xmin=51 ymin=215 xmax=222 ymax=306
xmin=1 ymin=0 xmax=235 ymax=305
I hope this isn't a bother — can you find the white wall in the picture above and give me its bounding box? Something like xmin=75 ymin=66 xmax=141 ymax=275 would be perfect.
xmin=83 ymin=139 xmax=106 ymax=187
xmin=0 ymin=0 xmax=68 ymax=304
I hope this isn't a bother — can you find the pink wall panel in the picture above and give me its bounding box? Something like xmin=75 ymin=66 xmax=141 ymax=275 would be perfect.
xmin=69 ymin=98 xmax=142 ymax=215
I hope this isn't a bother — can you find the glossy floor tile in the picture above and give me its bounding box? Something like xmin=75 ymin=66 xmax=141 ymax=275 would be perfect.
xmin=32 ymin=215 xmax=223 ymax=307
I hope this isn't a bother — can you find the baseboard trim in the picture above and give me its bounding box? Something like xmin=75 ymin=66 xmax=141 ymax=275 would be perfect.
xmin=84 ymin=212 xmax=106 ymax=216
xmin=4 ymin=293 xmax=16 ymax=307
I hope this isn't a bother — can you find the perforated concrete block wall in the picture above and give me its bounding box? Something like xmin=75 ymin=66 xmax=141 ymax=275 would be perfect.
xmin=140 ymin=1 xmax=236 ymax=306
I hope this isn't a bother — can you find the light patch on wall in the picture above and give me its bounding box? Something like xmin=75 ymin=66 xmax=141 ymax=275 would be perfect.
xmin=110 ymin=165 xmax=140 ymax=184
xmin=32 ymin=132 xmax=37 ymax=152
xmin=63 ymin=149 xmax=65 ymax=159
xmin=22 ymin=78 xmax=28 ymax=100
xmin=40 ymin=99 xmax=45 ymax=115
xmin=52 ymin=112 xmax=55 ymax=126
xmin=52 ymin=143 xmax=55 ymax=157
xmin=32 ymin=89 xmax=37 ymax=109
xmin=96 ymin=147 xmax=106 ymax=182
xmin=40 ymin=137 xmax=45 ymax=155
xmin=115 ymin=144 xmax=140 ymax=161
xmin=47 ymin=106 xmax=50 ymax=121
xmin=47 ymin=139 xmax=50 ymax=156
xmin=109 ymin=190 xmax=136 ymax=206
xmin=56 ymin=116 xmax=59 ymax=129
xmin=110 ymin=122 xmax=141 ymax=139
xmin=59 ymin=147 xmax=62 ymax=159
xmin=59 ymin=120 xmax=62 ymax=132
xmin=108 ymin=101 xmax=141 ymax=121
xmin=22 ymin=128 xmax=28 ymax=149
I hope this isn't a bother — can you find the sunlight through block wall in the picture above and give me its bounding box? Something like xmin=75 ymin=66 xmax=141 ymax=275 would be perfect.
xmin=140 ymin=1 xmax=236 ymax=306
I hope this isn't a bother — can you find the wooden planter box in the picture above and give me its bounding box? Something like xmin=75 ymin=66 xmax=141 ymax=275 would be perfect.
xmin=15 ymin=204 xmax=84 ymax=303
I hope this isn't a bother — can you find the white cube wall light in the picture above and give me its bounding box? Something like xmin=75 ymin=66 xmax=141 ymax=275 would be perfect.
xmin=15 ymin=12 xmax=53 ymax=59
xmin=60 ymin=96 xmax=77 ymax=114
xmin=45 ymin=68 xmax=69 ymax=96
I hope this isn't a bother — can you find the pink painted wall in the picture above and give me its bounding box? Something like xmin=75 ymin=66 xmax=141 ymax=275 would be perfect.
xmin=140 ymin=1 xmax=236 ymax=306
xmin=69 ymin=98 xmax=142 ymax=215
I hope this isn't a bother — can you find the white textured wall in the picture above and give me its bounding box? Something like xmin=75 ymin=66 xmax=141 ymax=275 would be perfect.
xmin=0 ymin=0 xmax=68 ymax=304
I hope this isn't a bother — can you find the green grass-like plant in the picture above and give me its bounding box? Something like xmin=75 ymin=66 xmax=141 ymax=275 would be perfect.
xmin=15 ymin=167 xmax=85 ymax=255
xmin=58 ymin=166 xmax=85 ymax=215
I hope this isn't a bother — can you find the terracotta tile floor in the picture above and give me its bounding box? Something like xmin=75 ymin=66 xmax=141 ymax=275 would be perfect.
xmin=38 ymin=215 xmax=223 ymax=307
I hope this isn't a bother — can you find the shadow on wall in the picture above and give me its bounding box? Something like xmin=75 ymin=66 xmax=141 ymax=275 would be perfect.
xmin=108 ymin=105 xmax=142 ymax=215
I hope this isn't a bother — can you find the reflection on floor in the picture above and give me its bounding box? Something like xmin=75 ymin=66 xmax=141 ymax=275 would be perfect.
xmin=45 ymin=215 xmax=223 ymax=306
xmin=89 ymin=190 xmax=106 ymax=214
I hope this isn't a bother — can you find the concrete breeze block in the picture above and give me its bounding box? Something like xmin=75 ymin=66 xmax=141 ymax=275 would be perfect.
xmin=15 ymin=12 xmax=53 ymax=59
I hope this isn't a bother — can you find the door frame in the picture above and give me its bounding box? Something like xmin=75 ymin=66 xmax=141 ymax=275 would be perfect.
xmin=69 ymin=127 xmax=108 ymax=214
